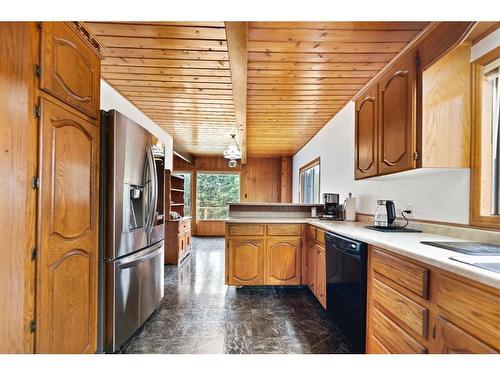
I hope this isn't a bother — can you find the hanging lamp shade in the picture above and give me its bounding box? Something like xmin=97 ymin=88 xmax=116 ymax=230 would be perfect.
xmin=223 ymin=134 xmax=242 ymax=160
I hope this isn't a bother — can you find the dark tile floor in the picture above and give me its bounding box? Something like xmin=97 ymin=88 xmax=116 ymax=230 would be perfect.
xmin=121 ymin=237 xmax=349 ymax=354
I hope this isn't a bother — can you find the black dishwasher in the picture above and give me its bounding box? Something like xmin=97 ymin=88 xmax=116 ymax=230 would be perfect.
xmin=325 ymin=232 xmax=368 ymax=353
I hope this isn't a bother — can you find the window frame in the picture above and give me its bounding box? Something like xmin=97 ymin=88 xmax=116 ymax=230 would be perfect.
xmin=470 ymin=49 xmax=500 ymax=229
xmin=298 ymin=157 xmax=321 ymax=204
xmin=195 ymin=171 xmax=240 ymax=221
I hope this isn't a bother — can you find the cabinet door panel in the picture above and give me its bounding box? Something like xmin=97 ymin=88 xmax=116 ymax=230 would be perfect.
xmin=315 ymin=244 xmax=327 ymax=309
xmin=265 ymin=238 xmax=301 ymax=285
xmin=436 ymin=317 xmax=497 ymax=354
xmin=355 ymin=86 xmax=378 ymax=179
xmin=40 ymin=22 xmax=100 ymax=118
xmin=37 ymin=98 xmax=98 ymax=353
xmin=307 ymin=240 xmax=316 ymax=294
xmin=378 ymin=52 xmax=417 ymax=175
xmin=227 ymin=239 xmax=264 ymax=285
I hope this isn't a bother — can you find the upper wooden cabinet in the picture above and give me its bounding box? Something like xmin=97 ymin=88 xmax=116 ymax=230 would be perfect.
xmin=354 ymin=26 xmax=473 ymax=180
xmin=378 ymin=51 xmax=417 ymax=175
xmin=355 ymin=85 xmax=378 ymax=179
xmin=40 ymin=23 xmax=101 ymax=119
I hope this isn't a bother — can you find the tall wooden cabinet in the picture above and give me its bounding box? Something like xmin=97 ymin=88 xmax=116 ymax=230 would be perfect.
xmin=0 ymin=22 xmax=102 ymax=354
xmin=35 ymin=22 xmax=102 ymax=354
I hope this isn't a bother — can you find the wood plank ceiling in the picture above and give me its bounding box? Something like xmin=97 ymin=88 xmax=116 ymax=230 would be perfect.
xmin=85 ymin=22 xmax=238 ymax=156
xmin=246 ymin=22 xmax=428 ymax=156
xmin=86 ymin=21 xmax=428 ymax=158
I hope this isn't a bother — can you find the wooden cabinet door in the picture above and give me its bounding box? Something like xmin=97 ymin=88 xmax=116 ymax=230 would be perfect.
xmin=307 ymin=240 xmax=316 ymax=294
xmin=378 ymin=51 xmax=417 ymax=175
xmin=435 ymin=317 xmax=497 ymax=354
xmin=315 ymin=244 xmax=327 ymax=309
xmin=40 ymin=22 xmax=100 ymax=118
xmin=227 ymin=239 xmax=264 ymax=285
xmin=36 ymin=98 xmax=99 ymax=353
xmin=355 ymin=85 xmax=378 ymax=179
xmin=265 ymin=238 xmax=301 ymax=285
xmin=301 ymin=235 xmax=309 ymax=285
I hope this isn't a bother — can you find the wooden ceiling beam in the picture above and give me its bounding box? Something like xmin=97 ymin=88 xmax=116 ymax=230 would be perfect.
xmin=225 ymin=21 xmax=248 ymax=164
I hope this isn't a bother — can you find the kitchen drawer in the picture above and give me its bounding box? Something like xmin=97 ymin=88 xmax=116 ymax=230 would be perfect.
xmin=372 ymin=276 xmax=429 ymax=338
xmin=436 ymin=274 xmax=500 ymax=343
xmin=267 ymin=224 xmax=302 ymax=236
xmin=371 ymin=307 xmax=427 ymax=354
xmin=306 ymin=225 xmax=316 ymax=240
xmin=228 ymin=224 xmax=265 ymax=237
xmin=367 ymin=334 xmax=391 ymax=354
xmin=372 ymin=248 xmax=429 ymax=299
xmin=179 ymin=219 xmax=191 ymax=233
xmin=316 ymin=228 xmax=326 ymax=245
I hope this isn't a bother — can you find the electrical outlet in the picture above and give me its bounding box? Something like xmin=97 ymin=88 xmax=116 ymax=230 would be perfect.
xmin=404 ymin=203 xmax=414 ymax=217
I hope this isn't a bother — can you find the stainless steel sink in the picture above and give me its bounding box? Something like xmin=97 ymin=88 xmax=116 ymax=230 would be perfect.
xmin=450 ymin=258 xmax=500 ymax=274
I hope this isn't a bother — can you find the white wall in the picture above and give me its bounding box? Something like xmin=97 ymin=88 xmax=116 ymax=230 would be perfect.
xmin=292 ymin=102 xmax=470 ymax=224
xmin=100 ymin=80 xmax=174 ymax=170
xmin=293 ymin=31 xmax=500 ymax=225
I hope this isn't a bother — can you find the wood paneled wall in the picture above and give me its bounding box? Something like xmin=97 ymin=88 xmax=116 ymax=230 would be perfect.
xmin=0 ymin=22 xmax=39 ymax=353
xmin=173 ymin=155 xmax=292 ymax=236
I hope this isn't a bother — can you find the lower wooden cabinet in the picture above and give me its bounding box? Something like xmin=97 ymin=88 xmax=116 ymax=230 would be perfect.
xmin=304 ymin=233 xmax=326 ymax=309
xmin=225 ymin=224 xmax=303 ymax=286
xmin=227 ymin=239 xmax=264 ymax=285
xmin=367 ymin=245 xmax=500 ymax=354
xmin=265 ymin=238 xmax=301 ymax=285
xmin=435 ymin=317 xmax=497 ymax=354
xmin=165 ymin=218 xmax=192 ymax=264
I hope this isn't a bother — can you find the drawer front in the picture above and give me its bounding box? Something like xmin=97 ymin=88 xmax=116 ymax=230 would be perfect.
xmin=40 ymin=22 xmax=100 ymax=118
xmin=316 ymin=228 xmax=326 ymax=245
xmin=372 ymin=276 xmax=429 ymax=338
xmin=267 ymin=224 xmax=302 ymax=236
xmin=372 ymin=248 xmax=429 ymax=299
xmin=367 ymin=334 xmax=391 ymax=354
xmin=436 ymin=274 xmax=500 ymax=343
xmin=228 ymin=224 xmax=265 ymax=237
xmin=306 ymin=225 xmax=316 ymax=240
xmin=179 ymin=219 xmax=191 ymax=233
xmin=371 ymin=307 xmax=427 ymax=354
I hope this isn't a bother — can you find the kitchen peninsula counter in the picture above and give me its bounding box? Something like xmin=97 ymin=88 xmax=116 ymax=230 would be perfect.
xmin=225 ymin=203 xmax=500 ymax=290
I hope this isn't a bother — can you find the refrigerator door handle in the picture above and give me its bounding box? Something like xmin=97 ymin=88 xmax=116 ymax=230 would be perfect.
xmin=117 ymin=242 xmax=163 ymax=269
xmin=145 ymin=144 xmax=157 ymax=235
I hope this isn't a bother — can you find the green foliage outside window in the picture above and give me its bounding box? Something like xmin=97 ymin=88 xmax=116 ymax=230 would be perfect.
xmin=196 ymin=173 xmax=240 ymax=220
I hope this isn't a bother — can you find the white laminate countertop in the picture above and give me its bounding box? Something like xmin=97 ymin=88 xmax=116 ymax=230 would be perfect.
xmin=225 ymin=217 xmax=500 ymax=290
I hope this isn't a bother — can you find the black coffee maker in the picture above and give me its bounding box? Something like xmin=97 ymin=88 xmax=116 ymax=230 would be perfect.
xmin=322 ymin=193 xmax=342 ymax=220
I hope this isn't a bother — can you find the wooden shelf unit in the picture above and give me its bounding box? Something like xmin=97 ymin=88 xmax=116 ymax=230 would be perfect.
xmin=164 ymin=170 xmax=192 ymax=265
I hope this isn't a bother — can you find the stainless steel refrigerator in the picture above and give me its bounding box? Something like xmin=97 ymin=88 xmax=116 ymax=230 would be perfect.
xmin=100 ymin=110 xmax=165 ymax=353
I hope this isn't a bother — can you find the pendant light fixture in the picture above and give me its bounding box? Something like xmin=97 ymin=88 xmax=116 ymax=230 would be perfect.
xmin=223 ymin=134 xmax=241 ymax=168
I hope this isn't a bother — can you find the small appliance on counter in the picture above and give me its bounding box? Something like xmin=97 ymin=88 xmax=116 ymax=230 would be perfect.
xmin=365 ymin=200 xmax=422 ymax=233
xmin=318 ymin=193 xmax=343 ymax=221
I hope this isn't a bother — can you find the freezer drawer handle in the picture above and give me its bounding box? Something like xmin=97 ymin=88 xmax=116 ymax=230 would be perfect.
xmin=117 ymin=244 xmax=163 ymax=269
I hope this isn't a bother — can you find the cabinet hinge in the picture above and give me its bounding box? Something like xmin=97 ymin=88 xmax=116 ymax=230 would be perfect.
xmin=416 ymin=55 xmax=421 ymax=68
xmin=31 ymin=248 xmax=37 ymax=261
xmin=32 ymin=176 xmax=40 ymax=190
xmin=35 ymin=64 xmax=41 ymax=77
xmin=30 ymin=320 xmax=36 ymax=333
xmin=432 ymin=325 xmax=436 ymax=339
xmin=35 ymin=105 xmax=41 ymax=119
xmin=413 ymin=151 xmax=419 ymax=161
xmin=36 ymin=22 xmax=42 ymax=29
